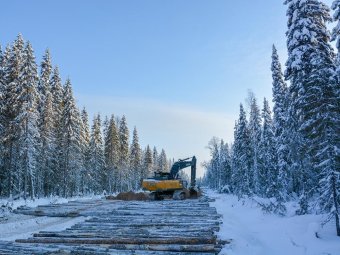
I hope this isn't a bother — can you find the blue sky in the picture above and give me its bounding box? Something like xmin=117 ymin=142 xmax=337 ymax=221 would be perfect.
xmin=0 ymin=0 xmax=335 ymax=177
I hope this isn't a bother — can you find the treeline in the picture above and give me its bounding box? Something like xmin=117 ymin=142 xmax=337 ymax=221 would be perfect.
xmin=0 ymin=35 xmax=171 ymax=199
xmin=204 ymin=0 xmax=340 ymax=235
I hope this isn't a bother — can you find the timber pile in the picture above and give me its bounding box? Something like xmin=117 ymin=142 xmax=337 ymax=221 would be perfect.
xmin=6 ymin=197 xmax=226 ymax=254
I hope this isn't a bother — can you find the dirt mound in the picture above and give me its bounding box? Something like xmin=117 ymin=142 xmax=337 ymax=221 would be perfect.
xmin=106 ymin=191 xmax=149 ymax=201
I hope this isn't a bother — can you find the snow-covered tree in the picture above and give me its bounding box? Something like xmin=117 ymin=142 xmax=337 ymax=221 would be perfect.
xmin=59 ymin=78 xmax=81 ymax=197
xmin=118 ymin=115 xmax=130 ymax=191
xmin=38 ymin=90 xmax=55 ymax=196
xmin=158 ymin=149 xmax=168 ymax=172
xmin=271 ymin=45 xmax=290 ymax=213
xmin=285 ymin=0 xmax=337 ymax=215
xmin=50 ymin=66 xmax=64 ymax=181
xmin=152 ymin=146 xmax=159 ymax=171
xmin=1 ymin=35 xmax=25 ymax=197
xmin=79 ymin=108 xmax=90 ymax=194
xmin=259 ymin=99 xmax=277 ymax=198
xmin=129 ymin=127 xmax=142 ymax=190
xmin=88 ymin=114 xmax=105 ymax=193
xmin=248 ymin=96 xmax=262 ymax=194
xmin=232 ymin=104 xmax=252 ymax=197
xmin=104 ymin=114 xmax=120 ymax=193
xmin=16 ymin=42 xmax=40 ymax=199
xmin=142 ymin=145 xmax=153 ymax=178
xmin=37 ymin=49 xmax=52 ymax=113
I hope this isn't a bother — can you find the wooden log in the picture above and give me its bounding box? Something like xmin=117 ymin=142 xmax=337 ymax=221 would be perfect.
xmin=32 ymin=232 xmax=215 ymax=240
xmin=16 ymin=236 xmax=216 ymax=245
xmin=67 ymin=225 xmax=220 ymax=232
xmin=106 ymin=243 xmax=220 ymax=253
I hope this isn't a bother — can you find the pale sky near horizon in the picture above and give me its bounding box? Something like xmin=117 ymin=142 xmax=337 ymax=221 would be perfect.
xmin=0 ymin=0 xmax=335 ymax=177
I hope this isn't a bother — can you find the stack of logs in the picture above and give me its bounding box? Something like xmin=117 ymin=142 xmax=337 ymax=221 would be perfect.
xmin=1 ymin=198 xmax=228 ymax=254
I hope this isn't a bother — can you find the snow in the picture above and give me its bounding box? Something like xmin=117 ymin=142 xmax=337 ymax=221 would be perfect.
xmin=0 ymin=195 xmax=101 ymax=241
xmin=207 ymin=190 xmax=340 ymax=255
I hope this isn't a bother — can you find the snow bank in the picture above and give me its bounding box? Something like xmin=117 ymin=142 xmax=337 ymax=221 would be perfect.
xmin=0 ymin=194 xmax=102 ymax=211
xmin=207 ymin=190 xmax=340 ymax=255
xmin=0 ymin=195 xmax=101 ymax=241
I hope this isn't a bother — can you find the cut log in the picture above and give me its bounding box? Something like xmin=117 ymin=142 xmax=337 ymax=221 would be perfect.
xmin=16 ymin=236 xmax=216 ymax=245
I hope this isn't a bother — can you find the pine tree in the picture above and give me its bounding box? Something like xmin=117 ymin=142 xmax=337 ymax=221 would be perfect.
xmin=118 ymin=115 xmax=129 ymax=191
xmin=89 ymin=114 xmax=105 ymax=193
xmin=59 ymin=78 xmax=81 ymax=197
xmin=129 ymin=127 xmax=142 ymax=190
xmin=16 ymin=42 xmax=40 ymax=199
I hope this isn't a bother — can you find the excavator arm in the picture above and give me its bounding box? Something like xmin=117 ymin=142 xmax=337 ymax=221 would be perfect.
xmin=169 ymin=156 xmax=196 ymax=188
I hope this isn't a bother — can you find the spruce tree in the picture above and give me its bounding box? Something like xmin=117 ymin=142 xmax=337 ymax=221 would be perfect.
xmin=129 ymin=127 xmax=142 ymax=190
xmin=285 ymin=0 xmax=337 ymax=215
xmin=89 ymin=114 xmax=105 ymax=193
xmin=248 ymin=97 xmax=262 ymax=194
xmin=2 ymin=35 xmax=25 ymax=197
xmin=219 ymin=141 xmax=232 ymax=192
xmin=79 ymin=108 xmax=90 ymax=194
xmin=317 ymin=0 xmax=340 ymax=236
xmin=142 ymin=145 xmax=153 ymax=178
xmin=232 ymin=104 xmax=252 ymax=197
xmin=332 ymin=0 xmax=340 ymax=82
xmin=152 ymin=146 xmax=159 ymax=171
xmin=118 ymin=115 xmax=129 ymax=191
xmin=16 ymin=42 xmax=40 ymax=199
xmin=38 ymin=90 xmax=55 ymax=196
xmin=158 ymin=149 xmax=168 ymax=172
xmin=260 ymin=98 xmax=276 ymax=198
xmin=271 ymin=45 xmax=289 ymax=213
xmin=37 ymin=49 xmax=52 ymax=113
xmin=59 ymin=78 xmax=81 ymax=197
xmin=50 ymin=66 xmax=64 ymax=182
xmin=104 ymin=114 xmax=120 ymax=193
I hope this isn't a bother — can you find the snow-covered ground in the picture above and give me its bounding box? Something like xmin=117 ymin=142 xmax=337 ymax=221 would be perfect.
xmin=207 ymin=190 xmax=340 ymax=255
xmin=0 ymin=195 xmax=101 ymax=241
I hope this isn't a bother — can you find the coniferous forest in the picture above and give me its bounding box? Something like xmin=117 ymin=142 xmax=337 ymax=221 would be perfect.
xmin=0 ymin=35 xmax=172 ymax=199
xmin=204 ymin=0 xmax=340 ymax=235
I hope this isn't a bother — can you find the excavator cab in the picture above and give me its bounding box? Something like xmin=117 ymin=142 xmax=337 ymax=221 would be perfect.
xmin=142 ymin=156 xmax=198 ymax=200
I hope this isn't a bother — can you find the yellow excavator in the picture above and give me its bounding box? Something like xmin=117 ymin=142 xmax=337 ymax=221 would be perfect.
xmin=142 ymin=156 xmax=198 ymax=200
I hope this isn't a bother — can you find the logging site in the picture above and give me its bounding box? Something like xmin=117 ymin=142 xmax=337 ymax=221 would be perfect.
xmin=0 ymin=193 xmax=228 ymax=254
xmin=0 ymin=157 xmax=228 ymax=254
xmin=1 ymin=1 xmax=340 ymax=254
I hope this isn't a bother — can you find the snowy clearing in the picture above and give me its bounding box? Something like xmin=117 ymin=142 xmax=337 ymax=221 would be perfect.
xmin=207 ymin=190 xmax=340 ymax=255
